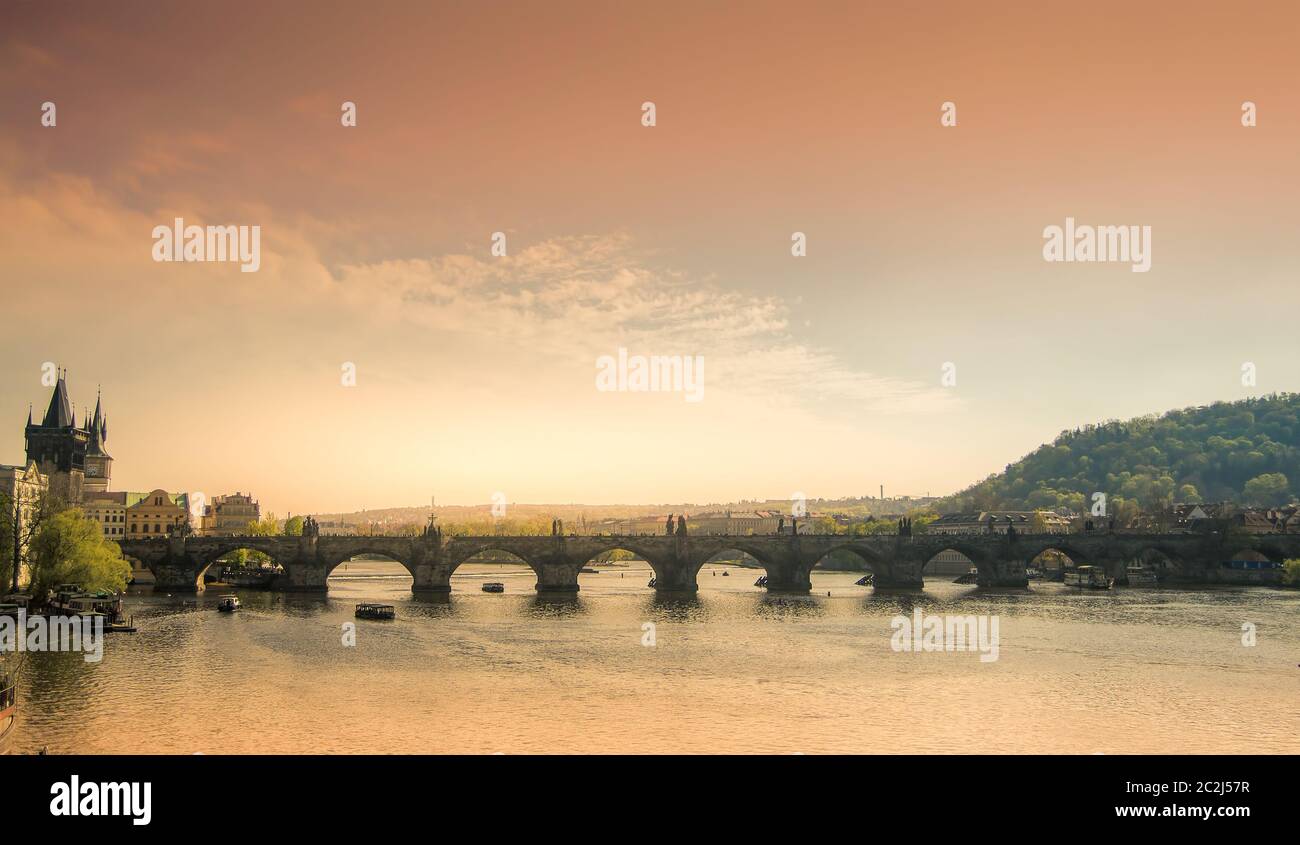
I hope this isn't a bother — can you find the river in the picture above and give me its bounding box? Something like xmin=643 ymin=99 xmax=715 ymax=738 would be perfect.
xmin=8 ymin=560 xmax=1299 ymax=754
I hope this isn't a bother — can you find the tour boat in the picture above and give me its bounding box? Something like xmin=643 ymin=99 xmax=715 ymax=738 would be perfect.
xmin=224 ymin=567 xmax=279 ymax=589
xmin=355 ymin=603 xmax=396 ymax=620
xmin=1025 ymin=566 xmax=1043 ymax=580
xmin=481 ymin=582 xmax=505 ymax=593
xmin=1064 ymin=565 xmax=1113 ymax=590
xmin=0 ymin=663 xmax=15 ymax=755
xmin=953 ymin=567 xmax=980 ymax=585
xmin=1124 ymin=564 xmax=1159 ymax=586
xmin=216 ymin=595 xmax=242 ymax=612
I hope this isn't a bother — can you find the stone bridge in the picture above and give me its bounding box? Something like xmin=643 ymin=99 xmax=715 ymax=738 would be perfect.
xmin=116 ymin=530 xmax=1299 ymax=594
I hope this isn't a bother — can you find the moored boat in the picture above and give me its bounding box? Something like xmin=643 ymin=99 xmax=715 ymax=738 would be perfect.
xmin=1124 ymin=564 xmax=1159 ymax=586
xmin=953 ymin=567 xmax=980 ymax=585
xmin=355 ymin=603 xmax=396 ymax=620
xmin=0 ymin=662 xmax=15 ymax=755
xmin=481 ymin=582 xmax=505 ymax=593
xmin=1064 ymin=565 xmax=1113 ymax=590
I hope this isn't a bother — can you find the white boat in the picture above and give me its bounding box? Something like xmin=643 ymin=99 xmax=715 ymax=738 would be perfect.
xmin=216 ymin=595 xmax=242 ymax=612
xmin=1125 ymin=564 xmax=1159 ymax=586
xmin=1064 ymin=565 xmax=1113 ymax=590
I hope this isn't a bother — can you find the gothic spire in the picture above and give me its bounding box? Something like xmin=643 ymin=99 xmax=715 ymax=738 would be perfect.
xmin=40 ymin=369 xmax=74 ymax=428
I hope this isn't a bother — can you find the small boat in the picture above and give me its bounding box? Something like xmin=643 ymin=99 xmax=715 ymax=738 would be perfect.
xmin=721 ymin=570 xmax=730 ymax=577
xmin=1124 ymin=564 xmax=1159 ymax=586
xmin=1025 ymin=566 xmax=1043 ymax=580
xmin=647 ymin=577 xmax=657 ymax=588
xmin=953 ymin=567 xmax=980 ymax=585
xmin=1064 ymin=565 xmax=1113 ymax=590
xmin=355 ymin=603 xmax=396 ymax=620
xmin=225 ymin=568 xmax=279 ymax=589
xmin=854 ymin=574 xmax=873 ymax=586
xmin=481 ymin=582 xmax=505 ymax=593
xmin=0 ymin=663 xmax=16 ymax=755
xmin=216 ymin=595 xmax=242 ymax=612
xmin=753 ymin=575 xmax=768 ymax=587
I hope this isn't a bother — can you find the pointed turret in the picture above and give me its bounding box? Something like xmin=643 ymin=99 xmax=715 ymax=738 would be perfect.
xmin=40 ymin=370 xmax=74 ymax=428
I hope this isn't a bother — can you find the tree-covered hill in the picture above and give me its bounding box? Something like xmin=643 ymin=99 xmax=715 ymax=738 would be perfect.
xmin=937 ymin=394 xmax=1300 ymax=518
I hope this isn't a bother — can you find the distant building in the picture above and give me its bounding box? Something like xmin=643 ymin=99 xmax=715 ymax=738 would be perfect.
xmin=81 ymin=491 xmax=130 ymax=540
xmin=0 ymin=460 xmax=48 ymax=587
xmin=928 ymin=511 xmax=1071 ymax=535
xmin=199 ymin=492 xmax=260 ymax=536
xmin=24 ymin=371 xmax=90 ymax=503
xmin=126 ymin=489 xmax=190 ymax=540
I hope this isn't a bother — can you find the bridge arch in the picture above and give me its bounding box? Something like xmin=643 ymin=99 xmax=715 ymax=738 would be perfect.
xmin=921 ymin=542 xmax=995 ymax=583
xmin=320 ymin=545 xmax=416 ymax=580
xmin=442 ymin=541 xmax=541 ymax=578
xmin=185 ymin=539 xmax=291 ymax=590
xmin=812 ymin=542 xmax=888 ymax=576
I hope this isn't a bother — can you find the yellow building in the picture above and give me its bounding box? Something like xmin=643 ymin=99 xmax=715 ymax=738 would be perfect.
xmin=126 ymin=489 xmax=189 ymax=540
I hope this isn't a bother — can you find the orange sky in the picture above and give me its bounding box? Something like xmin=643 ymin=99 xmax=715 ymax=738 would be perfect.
xmin=1 ymin=1 xmax=1298 ymax=513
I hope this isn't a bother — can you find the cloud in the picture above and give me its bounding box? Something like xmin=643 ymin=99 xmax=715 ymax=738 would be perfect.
xmin=332 ymin=233 xmax=954 ymax=414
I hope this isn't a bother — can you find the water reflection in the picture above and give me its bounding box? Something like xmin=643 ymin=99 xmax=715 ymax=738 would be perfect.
xmin=8 ymin=563 xmax=1299 ymax=754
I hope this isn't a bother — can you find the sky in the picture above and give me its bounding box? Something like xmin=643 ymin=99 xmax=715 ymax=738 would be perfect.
xmin=1 ymin=1 xmax=1298 ymax=514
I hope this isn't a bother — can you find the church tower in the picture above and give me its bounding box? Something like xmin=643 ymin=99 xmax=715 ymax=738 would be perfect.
xmin=84 ymin=387 xmax=112 ymax=494
xmin=25 ymin=370 xmax=90 ymax=503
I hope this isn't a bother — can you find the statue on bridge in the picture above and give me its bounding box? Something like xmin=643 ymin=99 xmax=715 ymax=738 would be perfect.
xmin=302 ymin=515 xmax=320 ymax=538
xmin=665 ymin=514 xmax=675 ymax=535
xmin=676 ymin=514 xmax=687 ymax=536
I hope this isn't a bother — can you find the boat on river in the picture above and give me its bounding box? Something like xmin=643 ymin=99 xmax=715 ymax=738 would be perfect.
xmin=953 ymin=567 xmax=980 ymax=584
xmin=216 ymin=595 xmax=242 ymax=612
xmin=1064 ymin=565 xmax=1113 ymax=590
xmin=854 ymin=574 xmax=873 ymax=586
xmin=1125 ymin=564 xmax=1159 ymax=586
xmin=0 ymin=662 xmax=15 ymax=755
xmin=481 ymin=582 xmax=505 ymax=593
xmin=355 ymin=603 xmax=395 ymax=620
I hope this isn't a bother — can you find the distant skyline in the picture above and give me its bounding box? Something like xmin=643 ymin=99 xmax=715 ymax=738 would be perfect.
xmin=2 ymin=1 xmax=1298 ymax=514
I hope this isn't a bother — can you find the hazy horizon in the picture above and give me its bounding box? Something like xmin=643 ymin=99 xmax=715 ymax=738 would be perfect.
xmin=3 ymin=0 xmax=1297 ymax=515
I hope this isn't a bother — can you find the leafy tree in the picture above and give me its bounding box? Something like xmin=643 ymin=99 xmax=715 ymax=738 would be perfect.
xmin=935 ymin=394 xmax=1300 ymax=514
xmin=28 ymin=507 xmax=131 ymax=599
xmin=282 ymin=515 xmax=304 ymax=536
xmin=0 ymin=488 xmax=52 ymax=592
xmin=1243 ymin=473 xmax=1289 ymax=506
xmin=1283 ymin=559 xmax=1300 ymax=587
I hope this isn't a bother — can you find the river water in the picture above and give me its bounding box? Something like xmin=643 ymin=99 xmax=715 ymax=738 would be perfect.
xmin=7 ymin=560 xmax=1299 ymax=754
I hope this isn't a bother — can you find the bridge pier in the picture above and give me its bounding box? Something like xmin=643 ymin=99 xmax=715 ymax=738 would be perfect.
xmin=151 ymin=562 xmax=204 ymax=593
xmin=976 ymin=558 xmax=1028 ymax=589
xmin=534 ymin=562 xmax=581 ymax=593
xmin=273 ymin=562 xmax=328 ymax=592
xmin=411 ymin=563 xmax=453 ymax=594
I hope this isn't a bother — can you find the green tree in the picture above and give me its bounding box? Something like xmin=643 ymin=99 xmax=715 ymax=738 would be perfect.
xmin=246 ymin=514 xmax=281 ymax=536
xmin=282 ymin=515 xmax=304 ymax=536
xmin=28 ymin=507 xmax=131 ymax=600
xmin=1243 ymin=473 xmax=1289 ymax=506
xmin=1283 ymin=558 xmax=1300 ymax=587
